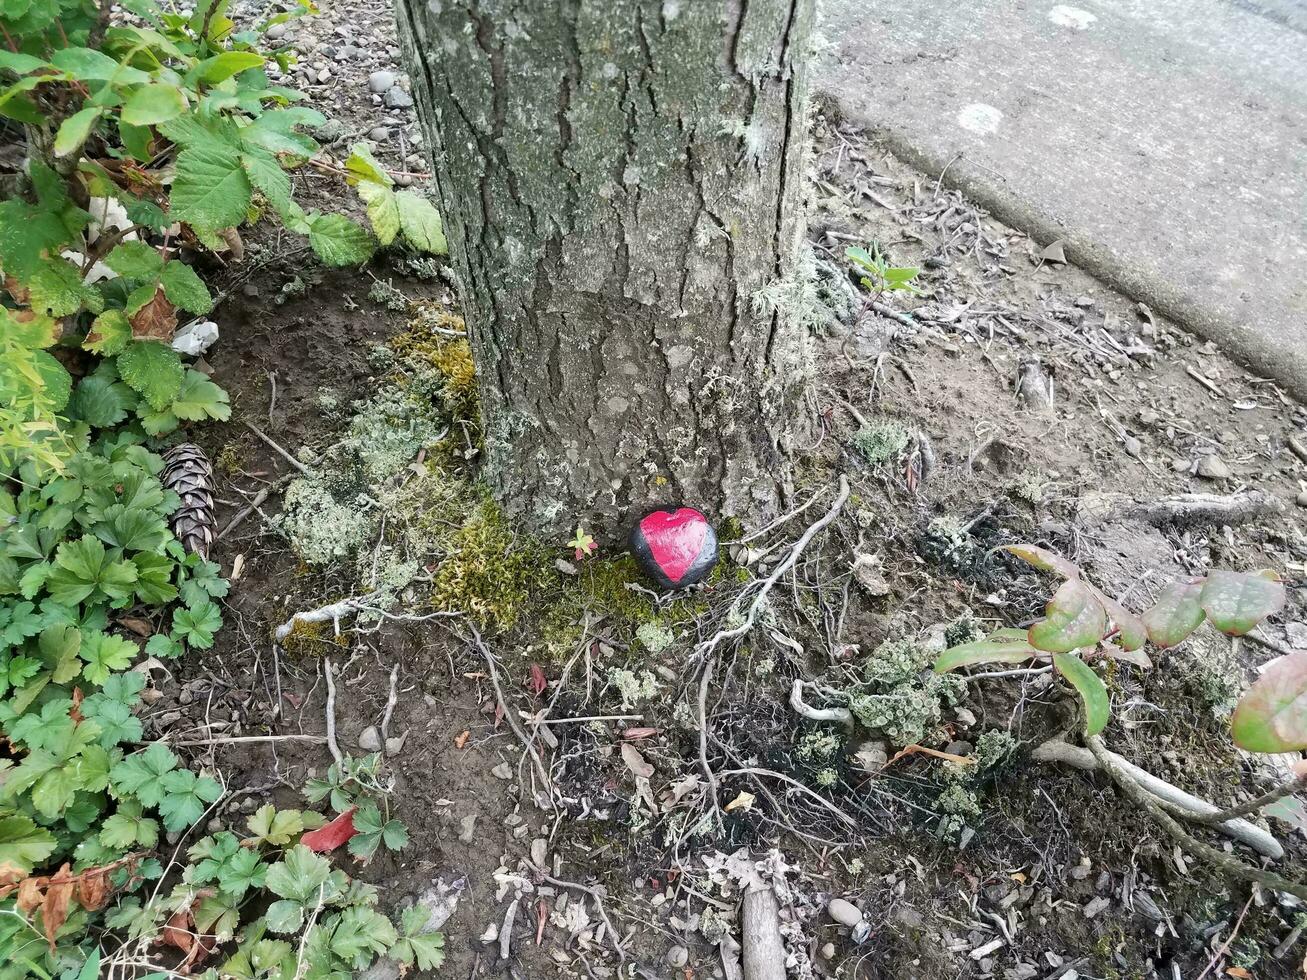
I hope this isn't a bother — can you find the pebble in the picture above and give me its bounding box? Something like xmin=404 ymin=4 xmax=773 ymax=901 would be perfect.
xmin=954 ymin=707 xmax=977 ymax=727
xmin=820 ymin=943 xmax=836 ymax=960
xmin=458 ymin=814 xmax=477 ymax=843
xmin=358 ymin=726 xmax=382 ymax=752
xmin=1082 ymin=896 xmax=1111 ymax=919
xmin=384 ymin=86 xmax=414 ymax=109
xmin=828 ymin=898 xmax=863 ymax=927
xmin=666 ymin=946 xmax=689 ymax=968
xmin=385 ymin=732 xmax=407 ymax=755
xmin=266 ymin=22 xmax=286 ymax=40
xmin=368 ymin=70 xmax=397 ymax=93
xmin=530 ymin=838 xmax=548 ymax=867
xmin=1122 ymin=436 xmax=1142 ymax=458
xmin=491 ymin=761 xmax=513 ymax=780
xmin=1171 ymin=458 xmax=1190 ymax=472
xmin=1297 ymin=491 xmax=1307 ymax=508
xmin=1196 ymin=455 xmax=1232 ymax=480
xmin=369 ymin=126 xmax=390 ymax=141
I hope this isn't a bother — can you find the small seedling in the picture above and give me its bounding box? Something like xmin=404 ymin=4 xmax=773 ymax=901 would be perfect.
xmin=845 ymin=244 xmax=922 ymax=297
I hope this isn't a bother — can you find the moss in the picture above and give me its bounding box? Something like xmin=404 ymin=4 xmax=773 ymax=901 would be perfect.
xmin=280 ymin=617 xmax=351 ymax=657
xmin=214 ymin=443 xmax=246 ymax=478
xmin=390 ymin=306 xmax=479 ymax=423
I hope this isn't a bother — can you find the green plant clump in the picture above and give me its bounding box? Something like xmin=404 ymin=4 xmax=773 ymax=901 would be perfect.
xmin=849 ymin=637 xmax=965 ymax=746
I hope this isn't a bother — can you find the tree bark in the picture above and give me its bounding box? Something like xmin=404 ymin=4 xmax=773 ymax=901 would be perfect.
xmin=396 ymin=0 xmax=815 ymax=537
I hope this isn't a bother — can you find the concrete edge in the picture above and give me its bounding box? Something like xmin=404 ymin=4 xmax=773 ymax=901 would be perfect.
xmin=838 ymin=113 xmax=1307 ymax=404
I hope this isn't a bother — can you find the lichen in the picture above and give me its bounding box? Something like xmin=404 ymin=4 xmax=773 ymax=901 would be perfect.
xmin=278 ymin=480 xmax=377 ymax=566
xmin=635 ymin=621 xmax=674 ymax=653
xmin=608 ymin=667 xmax=660 ymax=710
xmin=850 ymin=421 xmax=910 ymax=464
xmin=849 ymin=637 xmax=965 ymax=747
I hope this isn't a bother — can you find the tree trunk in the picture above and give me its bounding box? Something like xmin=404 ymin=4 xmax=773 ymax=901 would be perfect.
xmin=396 ymin=0 xmax=815 ymax=537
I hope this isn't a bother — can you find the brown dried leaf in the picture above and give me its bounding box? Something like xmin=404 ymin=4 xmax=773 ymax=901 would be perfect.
xmin=16 ymin=877 xmax=44 ymax=916
xmin=620 ymin=743 xmax=654 ymax=779
xmin=130 ymin=288 xmax=178 ymax=341
xmin=41 ymin=864 xmax=75 ymax=950
xmin=76 ymin=869 xmax=111 ymax=911
xmin=118 ymin=616 xmax=154 ymax=637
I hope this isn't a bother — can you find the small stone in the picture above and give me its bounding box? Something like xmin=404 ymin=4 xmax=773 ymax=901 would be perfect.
xmin=266 ymin=22 xmax=286 ymax=40
xmin=892 ymin=906 xmax=924 ymax=930
xmin=1069 ymin=857 xmax=1092 ymax=880
xmin=1296 ymin=491 xmax=1307 ymax=508
xmin=945 ymin=740 xmax=973 ymax=757
xmin=854 ymin=741 xmax=888 ymax=772
xmin=629 ymin=507 xmax=719 ymax=589
xmin=384 ymin=86 xmax=414 ymax=109
xmin=1122 ymin=436 xmax=1142 ymax=458
xmin=385 ymin=732 xmax=408 ymax=755
xmin=666 ymin=945 xmax=688 ymax=968
xmin=954 ymin=707 xmax=977 ymax=728
xmin=1171 ymin=458 xmax=1190 ymax=472
xmin=821 ymin=942 xmax=836 ymax=959
xmin=368 ymin=70 xmax=397 ymax=93
xmin=1074 ymin=295 xmax=1094 ymax=308
xmin=313 ymin=119 xmax=347 ymax=144
xmin=1196 ymin=455 xmax=1231 ymax=480
xmin=358 ymin=726 xmax=382 ymax=752
xmin=491 ymin=761 xmax=513 ymax=780
xmin=369 ymin=126 xmax=391 ymax=142
xmin=530 ymin=838 xmax=548 ymax=867
xmin=1082 ymin=896 xmax=1111 ymax=919
xmin=458 ymin=814 xmax=477 ymax=843
xmin=828 ymin=898 xmax=863 ymax=927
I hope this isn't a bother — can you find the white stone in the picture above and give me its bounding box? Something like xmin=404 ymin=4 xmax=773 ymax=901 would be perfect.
xmin=172 ymin=320 xmax=219 ymax=357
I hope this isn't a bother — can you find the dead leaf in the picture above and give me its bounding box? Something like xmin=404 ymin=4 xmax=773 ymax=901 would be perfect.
xmin=118 ymin=616 xmax=154 ymax=637
xmin=1226 ymin=968 xmax=1252 ymax=979
xmin=219 ymin=227 xmax=244 ymax=261
xmin=16 ymin=877 xmax=43 ymax=916
xmin=724 ymin=791 xmax=755 ymax=813
xmin=529 ymin=664 xmax=547 ymax=697
xmin=69 ymin=687 xmax=84 ymax=724
xmin=41 ymin=864 xmax=75 ymax=951
xmin=300 ymin=806 xmax=359 ymax=853
xmin=4 ymin=275 xmax=30 ymax=304
xmin=0 ymin=864 xmax=25 ymax=889
xmin=160 ymin=904 xmax=214 ymax=971
xmin=130 ymin=287 xmax=177 ymax=341
xmin=454 ymin=730 xmax=470 ymax=750
xmin=620 ymin=743 xmax=655 ymax=779
xmin=622 ymin=727 xmax=660 ymax=740
xmin=1039 ymin=239 xmax=1067 ymax=264
xmin=76 ymin=869 xmax=111 ymax=911
xmin=663 ymin=773 xmax=701 ymax=805
xmin=883 ymin=744 xmax=977 ymax=769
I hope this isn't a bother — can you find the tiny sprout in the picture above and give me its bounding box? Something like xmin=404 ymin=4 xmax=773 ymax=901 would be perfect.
xmin=568 ymin=527 xmax=598 ymax=561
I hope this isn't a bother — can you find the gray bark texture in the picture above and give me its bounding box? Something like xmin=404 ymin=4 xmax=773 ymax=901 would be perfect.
xmin=395 ymin=0 xmax=815 ymax=537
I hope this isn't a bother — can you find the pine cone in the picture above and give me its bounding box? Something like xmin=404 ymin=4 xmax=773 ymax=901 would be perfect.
xmin=161 ymin=443 xmax=216 ymax=560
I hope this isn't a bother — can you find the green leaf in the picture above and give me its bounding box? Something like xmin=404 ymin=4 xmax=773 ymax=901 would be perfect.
xmin=1 ymin=602 xmax=44 ymax=647
xmin=46 ymin=536 xmax=138 ymax=606
xmin=144 ymin=631 xmax=185 ymax=659
xmin=395 ymin=191 xmax=447 ymax=255
xmin=84 ymin=310 xmax=135 ymax=357
xmin=157 ymin=768 xmax=223 ymax=830
xmin=28 ymin=258 xmax=101 ymax=317
xmin=105 ymin=241 xmax=164 ymax=281
xmin=358 ymin=181 xmax=399 ymax=247
xmin=0 ymin=308 xmax=59 ymax=348
xmin=179 ymin=558 xmax=229 ymax=608
xmin=120 ymin=120 xmax=155 ymax=162
xmin=118 ymin=341 xmax=184 ymax=410
xmin=68 ymin=374 xmax=136 ymax=427
xmin=173 ymin=599 xmax=221 ymax=649
xmin=328 ymin=905 xmax=397 ymax=968
xmin=194 ymin=891 xmax=241 ymax=940
xmin=391 ymin=903 xmax=445 ymax=970
xmin=99 ymin=802 xmax=159 ymax=849
xmin=121 ymin=84 xmax=187 ymax=126
xmin=54 ymin=106 xmax=101 ymax=158
xmin=50 ymin=47 xmax=148 ymax=84
xmin=38 ymin=623 xmax=82 ymax=682
xmin=934 ymin=628 xmax=1039 ymax=673
xmin=0 ymin=51 xmax=48 ymax=74
xmin=344 ymin=143 xmax=391 ymax=188
xmin=170 ymin=370 xmax=231 ymax=422
xmin=1028 ymin=579 xmax=1106 ymax=653
xmin=31 ymin=351 xmax=73 ymax=412
xmin=132 ymin=551 xmax=178 ymax=605
xmin=1088 ymin=585 xmax=1148 ymax=652
xmin=0 ymin=814 xmax=56 ymax=873
xmin=159 ymin=260 xmax=213 ymax=314
xmin=79 ymin=630 xmax=139 ymax=685
xmin=110 ymin=742 xmax=178 ymax=807
xmin=241 ymin=149 xmax=296 ymax=222
xmin=1053 ymin=652 xmax=1110 ymax=736
xmin=1232 ymin=651 xmax=1307 ymax=753
xmin=1199 ymin=569 xmax=1286 ymax=637
xmin=82 ymin=697 xmax=144 ymax=747
xmin=245 ymin=804 xmax=320 ymax=846
xmin=193 ymin=51 xmax=264 ymax=84
xmin=307 ymin=213 xmax=376 ymax=266
xmin=170 ymin=142 xmax=253 ymax=233
xmin=95 ymin=502 xmax=169 ymax=551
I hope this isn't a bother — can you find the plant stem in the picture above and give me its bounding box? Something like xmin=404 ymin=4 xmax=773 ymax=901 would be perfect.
xmin=1084 ymin=734 xmax=1307 ymax=901
xmin=1192 ymin=772 xmax=1307 ymax=825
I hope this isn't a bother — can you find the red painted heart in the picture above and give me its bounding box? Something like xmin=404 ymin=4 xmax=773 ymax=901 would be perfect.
xmin=639 ymin=508 xmax=709 ymax=583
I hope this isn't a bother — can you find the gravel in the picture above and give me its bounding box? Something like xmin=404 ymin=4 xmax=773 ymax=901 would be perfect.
xmin=368 ymin=70 xmax=397 ymax=93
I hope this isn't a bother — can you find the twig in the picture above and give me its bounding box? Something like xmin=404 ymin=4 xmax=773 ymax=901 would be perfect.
xmin=1186 ymin=365 xmax=1223 ymax=396
xmin=1288 ymin=434 xmax=1307 ymax=465
xmin=266 ymin=370 xmax=278 ymax=424
xmin=1084 ymin=735 xmax=1307 ymax=899
xmin=470 ymin=627 xmax=553 ymax=795
xmin=1193 ymin=772 xmax=1307 ymax=826
xmin=962 ymin=665 xmax=1052 ymax=682
xmin=870 ymin=299 xmax=919 ymax=330
xmin=1079 ymin=490 xmax=1284 ymax=528
xmin=1195 ymin=892 xmax=1254 ymax=980
xmin=498 ymin=898 xmax=516 ymax=961
xmin=273 ymin=593 xmax=383 ymax=643
xmin=380 ymin=663 xmax=399 ymax=744
xmin=322 ymin=659 xmax=343 ymax=765
xmin=217 ymin=473 xmax=295 ymax=540
xmin=532 ymin=869 xmax=626 ymax=961
xmin=243 ymin=420 xmax=313 ymax=476
xmin=534 ymin=714 xmax=643 ymax=725
xmin=166 ymin=734 xmax=326 ymax=747
xmin=789 ymin=679 xmax=854 ymax=730
xmin=1032 ymin=738 xmax=1282 ymax=858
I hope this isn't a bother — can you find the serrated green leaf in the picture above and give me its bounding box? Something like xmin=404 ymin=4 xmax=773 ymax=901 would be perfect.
xmin=105 ymin=241 xmax=164 ymax=280
xmin=395 ymin=191 xmax=447 ymax=255
xmin=169 ymin=369 xmax=231 ymax=422
xmin=157 ymin=768 xmax=223 ymax=830
xmin=79 ymin=630 xmax=139 ymax=685
xmin=0 ymin=814 xmax=57 ymax=873
xmin=32 ymin=350 xmax=72 ymax=412
xmin=111 ymin=742 xmax=178 ymax=806
xmin=344 ymin=143 xmax=391 ymax=188
xmin=193 ymin=51 xmax=264 ymax=84
xmin=68 ymin=374 xmax=136 ymax=427
xmin=1029 ymin=579 xmax=1106 ymax=653
xmin=1199 ymin=569 xmax=1286 ymax=637
xmin=132 ymin=551 xmax=178 ymax=605
xmin=99 ymin=802 xmax=158 ymax=848
xmin=358 ymin=181 xmax=399 ymax=247
xmin=159 ymin=259 xmax=213 ymax=314
xmin=50 ymin=47 xmax=149 ymax=83
xmin=308 ymin=213 xmax=376 ymax=266
xmin=1053 ymin=652 xmax=1110 ymax=736
xmin=245 ymin=804 xmax=319 ymax=846
xmin=121 ymin=84 xmax=187 ymax=126
xmin=0 ymin=51 xmax=47 ymax=74
xmin=82 ymin=697 xmax=144 ymax=747
xmin=46 ymin=536 xmax=139 ymax=606
xmin=170 ymin=142 xmax=252 ymax=233
xmin=179 ymin=558 xmax=229 ymax=608
xmin=0 ymin=307 xmax=59 ymax=348
xmin=173 ymin=599 xmax=221 ymax=649
xmin=241 ymin=149 xmax=299 ymax=226
xmin=28 ymin=258 xmax=101 ymax=317
xmin=144 ymin=631 xmax=185 ymax=658
xmin=84 ymin=310 xmax=134 ymax=357
xmin=118 ymin=341 xmax=184 ymax=410
xmin=37 ymin=623 xmax=81 ymax=681
xmin=95 ymin=502 xmax=168 ymax=551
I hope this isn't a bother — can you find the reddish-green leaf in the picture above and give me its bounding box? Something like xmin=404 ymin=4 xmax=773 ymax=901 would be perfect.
xmin=1200 ymin=569 xmax=1286 ymax=637
xmin=1029 ymin=579 xmax=1106 ymax=653
xmin=1141 ymin=580 xmax=1206 ymax=648
xmin=1231 ymin=652 xmax=1307 ymax=753
xmin=300 ymin=806 xmax=358 ymax=853
xmin=934 ymin=629 xmax=1040 ymax=673
xmin=1001 ymin=544 xmax=1080 ymax=580
xmin=1053 ymin=653 xmax=1110 ymax=736
xmin=1089 ymin=585 xmax=1147 ymax=652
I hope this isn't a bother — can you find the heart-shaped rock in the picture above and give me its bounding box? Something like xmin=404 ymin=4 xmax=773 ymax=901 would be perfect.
xmin=630 ymin=507 xmax=719 ymax=589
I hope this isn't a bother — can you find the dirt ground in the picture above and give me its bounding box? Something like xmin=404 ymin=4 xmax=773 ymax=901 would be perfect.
xmin=154 ymin=5 xmax=1307 ymax=978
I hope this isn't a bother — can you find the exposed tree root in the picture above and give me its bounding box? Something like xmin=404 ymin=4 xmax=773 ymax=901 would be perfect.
xmin=1077 ymin=490 xmax=1284 ymax=528
xmin=1032 ymin=738 xmax=1283 ymax=858
xmin=273 ymin=593 xmax=382 ymax=643
xmin=741 ymin=887 xmax=786 ymax=980
xmin=789 ymin=679 xmax=854 ymax=731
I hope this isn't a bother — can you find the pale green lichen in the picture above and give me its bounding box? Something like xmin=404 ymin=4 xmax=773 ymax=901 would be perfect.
xmin=850 ymin=421 xmax=910 ymax=464
xmin=368 ymin=278 xmax=409 ymax=311
xmin=608 ymin=668 xmax=660 ymax=710
xmin=849 ymin=637 xmax=965 ymax=747
xmin=635 ymin=622 xmax=674 ymax=654
xmin=795 ymin=730 xmax=842 ymax=762
xmin=278 ymin=481 xmax=377 ymax=566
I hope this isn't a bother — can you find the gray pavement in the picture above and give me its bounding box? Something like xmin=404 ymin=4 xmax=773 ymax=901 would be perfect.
xmin=819 ymin=0 xmax=1307 ymax=399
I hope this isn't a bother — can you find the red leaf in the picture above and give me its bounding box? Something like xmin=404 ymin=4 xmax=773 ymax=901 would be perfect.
xmin=300 ymin=806 xmax=358 ymax=853
xmin=529 ymin=664 xmax=547 ymax=697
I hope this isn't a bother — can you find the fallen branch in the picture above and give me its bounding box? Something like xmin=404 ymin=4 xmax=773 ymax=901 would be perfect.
xmin=1194 ymin=771 xmax=1307 ymax=826
xmin=243 ymin=420 xmax=314 ymax=476
xmin=322 ymin=659 xmax=343 ymax=766
xmin=1032 ymin=738 xmax=1282 ymax=858
xmin=273 ymin=593 xmax=382 ymax=643
xmin=1078 ymin=490 xmax=1284 ymax=528
xmin=789 ymin=679 xmax=854 ymax=731
xmin=1084 ymin=734 xmax=1307 ymax=901
xmin=741 ymin=886 xmax=786 ymax=980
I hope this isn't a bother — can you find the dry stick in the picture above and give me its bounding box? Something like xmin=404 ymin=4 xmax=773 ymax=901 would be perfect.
xmin=1195 ymin=892 xmax=1254 ymax=980
xmin=379 ymin=663 xmax=399 ymax=745
xmin=322 ymin=659 xmax=343 ymax=765
xmin=1083 ymin=734 xmax=1307 ymax=901
xmin=1080 ymin=490 xmax=1285 ymax=528
xmin=166 ymin=734 xmax=326 ymax=747
xmin=243 ymin=420 xmax=313 ymax=476
xmin=470 ymin=628 xmax=553 ymax=795
xmin=1193 ymin=772 xmax=1307 ymax=826
xmin=533 ymin=869 xmax=627 ymax=961
xmin=789 ymin=679 xmax=854 ymax=731
xmin=217 ymin=472 xmax=295 ymax=540
xmin=273 ymin=593 xmax=383 ymax=643
xmin=741 ymin=886 xmax=787 ymax=980
xmin=1032 ymin=738 xmax=1282 ymax=858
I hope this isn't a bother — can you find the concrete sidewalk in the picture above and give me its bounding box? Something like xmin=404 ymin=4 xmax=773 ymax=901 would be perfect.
xmin=818 ymin=0 xmax=1307 ymax=398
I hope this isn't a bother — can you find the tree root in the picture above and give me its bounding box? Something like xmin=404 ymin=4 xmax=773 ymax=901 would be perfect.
xmin=1083 ymin=735 xmax=1307 ymax=901
xmin=1032 ymin=738 xmax=1283 ymax=858
xmin=273 ymin=593 xmax=382 ymax=643
xmin=1077 ymin=490 xmax=1284 ymax=528
xmin=741 ymin=887 xmax=786 ymax=980
xmin=789 ymin=679 xmax=854 ymax=731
